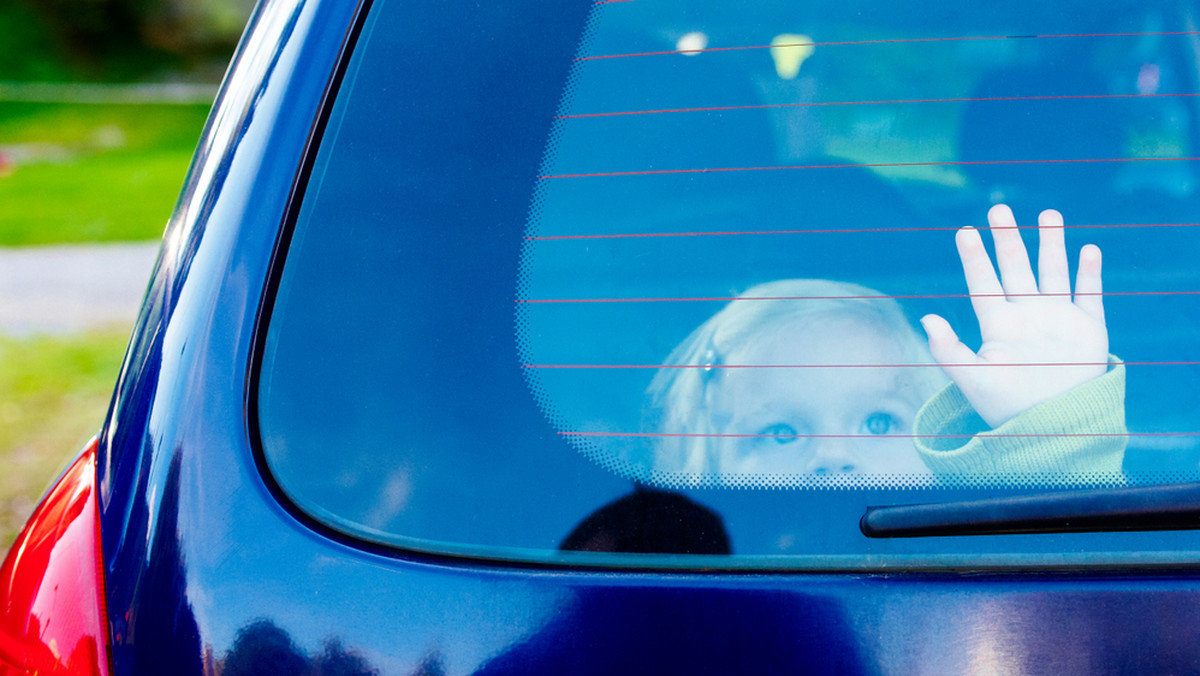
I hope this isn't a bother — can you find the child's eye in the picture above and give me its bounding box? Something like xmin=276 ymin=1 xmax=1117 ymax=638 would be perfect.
xmin=759 ymin=423 xmax=799 ymax=444
xmin=861 ymin=412 xmax=899 ymax=436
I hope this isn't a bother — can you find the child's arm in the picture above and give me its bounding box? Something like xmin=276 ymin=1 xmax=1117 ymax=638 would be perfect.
xmin=919 ymin=204 xmax=1109 ymax=428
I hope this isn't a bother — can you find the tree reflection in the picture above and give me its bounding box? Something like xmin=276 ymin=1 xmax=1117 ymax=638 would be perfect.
xmin=219 ymin=620 xmax=380 ymax=676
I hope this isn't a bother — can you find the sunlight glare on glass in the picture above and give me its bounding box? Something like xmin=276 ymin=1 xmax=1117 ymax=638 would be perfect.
xmin=676 ymin=32 xmax=709 ymax=56
xmin=770 ymin=33 xmax=815 ymax=79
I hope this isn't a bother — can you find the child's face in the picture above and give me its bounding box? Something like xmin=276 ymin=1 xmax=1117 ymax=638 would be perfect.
xmin=706 ymin=316 xmax=931 ymax=476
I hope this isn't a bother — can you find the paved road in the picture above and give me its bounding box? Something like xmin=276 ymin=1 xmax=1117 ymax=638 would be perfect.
xmin=0 ymin=242 xmax=161 ymax=335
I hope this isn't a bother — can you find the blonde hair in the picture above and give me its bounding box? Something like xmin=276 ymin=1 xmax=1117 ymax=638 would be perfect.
xmin=643 ymin=279 xmax=946 ymax=477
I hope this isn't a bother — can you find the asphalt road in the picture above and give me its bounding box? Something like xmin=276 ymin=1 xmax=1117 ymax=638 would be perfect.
xmin=0 ymin=242 xmax=160 ymax=335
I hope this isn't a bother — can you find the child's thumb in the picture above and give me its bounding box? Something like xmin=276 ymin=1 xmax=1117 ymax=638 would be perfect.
xmin=920 ymin=314 xmax=976 ymax=367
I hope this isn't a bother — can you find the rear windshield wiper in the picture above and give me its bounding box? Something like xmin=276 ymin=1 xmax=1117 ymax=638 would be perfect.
xmin=861 ymin=483 xmax=1200 ymax=538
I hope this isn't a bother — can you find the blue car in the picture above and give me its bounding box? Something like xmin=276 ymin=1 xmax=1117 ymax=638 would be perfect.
xmin=5 ymin=0 xmax=1200 ymax=673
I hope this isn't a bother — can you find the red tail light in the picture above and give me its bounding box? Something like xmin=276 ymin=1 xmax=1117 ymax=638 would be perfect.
xmin=0 ymin=440 xmax=112 ymax=676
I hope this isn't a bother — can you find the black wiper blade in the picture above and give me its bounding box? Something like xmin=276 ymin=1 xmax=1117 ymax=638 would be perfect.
xmin=861 ymin=483 xmax=1200 ymax=538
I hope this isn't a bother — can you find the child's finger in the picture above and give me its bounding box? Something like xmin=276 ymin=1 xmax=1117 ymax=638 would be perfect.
xmin=920 ymin=314 xmax=979 ymax=371
xmin=956 ymin=226 xmax=1005 ymax=318
xmin=1074 ymin=243 xmax=1105 ymax=323
xmin=1036 ymin=209 xmax=1070 ymax=296
xmin=987 ymin=204 xmax=1038 ymax=296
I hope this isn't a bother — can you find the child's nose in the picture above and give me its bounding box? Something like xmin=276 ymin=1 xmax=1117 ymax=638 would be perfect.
xmin=805 ymin=437 xmax=858 ymax=474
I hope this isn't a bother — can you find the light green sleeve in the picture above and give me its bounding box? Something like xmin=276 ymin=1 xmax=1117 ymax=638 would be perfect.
xmin=913 ymin=358 xmax=1126 ymax=485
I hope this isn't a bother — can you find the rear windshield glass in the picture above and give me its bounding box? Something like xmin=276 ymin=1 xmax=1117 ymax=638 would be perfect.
xmin=257 ymin=0 xmax=1200 ymax=565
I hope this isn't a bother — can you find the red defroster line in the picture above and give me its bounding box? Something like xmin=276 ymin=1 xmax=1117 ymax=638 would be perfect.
xmin=517 ymin=290 xmax=1200 ymax=304
xmin=526 ymin=222 xmax=1200 ymax=241
xmin=559 ymin=92 xmax=1200 ymax=119
xmin=538 ymin=156 xmax=1200 ymax=180
xmin=523 ymin=361 xmax=1200 ymax=369
xmin=576 ymin=31 xmax=1200 ymax=61
xmin=558 ymin=431 xmax=1200 ymax=439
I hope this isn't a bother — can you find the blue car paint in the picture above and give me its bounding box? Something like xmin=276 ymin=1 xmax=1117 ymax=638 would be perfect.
xmin=92 ymin=0 xmax=1200 ymax=672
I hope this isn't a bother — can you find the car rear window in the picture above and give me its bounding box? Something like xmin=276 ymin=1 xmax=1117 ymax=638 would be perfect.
xmin=256 ymin=0 xmax=1200 ymax=566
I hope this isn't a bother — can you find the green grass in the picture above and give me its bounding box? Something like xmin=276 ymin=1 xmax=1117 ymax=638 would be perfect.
xmin=0 ymin=328 xmax=129 ymax=549
xmin=0 ymin=100 xmax=210 ymax=245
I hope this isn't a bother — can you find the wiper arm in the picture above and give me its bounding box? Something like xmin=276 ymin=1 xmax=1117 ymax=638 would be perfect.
xmin=861 ymin=483 xmax=1200 ymax=538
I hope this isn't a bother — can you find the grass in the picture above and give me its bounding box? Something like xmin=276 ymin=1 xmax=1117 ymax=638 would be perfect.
xmin=0 ymin=328 xmax=129 ymax=549
xmin=0 ymin=5 xmax=223 ymax=552
xmin=0 ymin=99 xmax=208 ymax=550
xmin=0 ymin=100 xmax=210 ymax=245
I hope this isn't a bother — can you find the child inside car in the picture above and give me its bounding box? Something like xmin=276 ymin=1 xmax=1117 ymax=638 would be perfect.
xmin=644 ymin=204 xmax=1126 ymax=484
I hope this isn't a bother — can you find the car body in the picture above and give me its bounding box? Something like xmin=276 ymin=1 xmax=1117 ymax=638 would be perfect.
xmin=5 ymin=0 xmax=1200 ymax=673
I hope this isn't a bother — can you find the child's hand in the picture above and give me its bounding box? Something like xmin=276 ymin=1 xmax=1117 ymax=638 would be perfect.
xmin=919 ymin=204 xmax=1108 ymax=428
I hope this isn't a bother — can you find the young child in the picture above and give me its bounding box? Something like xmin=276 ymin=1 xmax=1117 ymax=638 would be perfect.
xmin=644 ymin=205 xmax=1126 ymax=484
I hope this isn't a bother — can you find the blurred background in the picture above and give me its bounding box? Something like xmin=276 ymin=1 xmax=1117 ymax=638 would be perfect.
xmin=0 ymin=0 xmax=255 ymax=547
